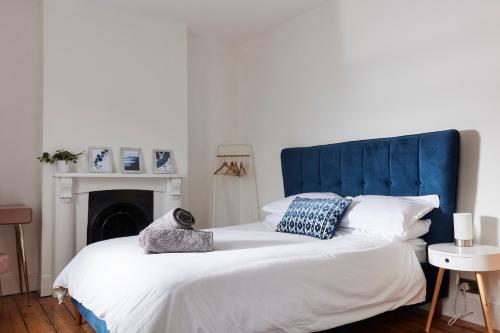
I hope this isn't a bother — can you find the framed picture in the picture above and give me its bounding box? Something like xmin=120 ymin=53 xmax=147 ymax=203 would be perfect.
xmin=153 ymin=149 xmax=174 ymax=174
xmin=88 ymin=146 xmax=113 ymax=173
xmin=121 ymin=147 xmax=143 ymax=173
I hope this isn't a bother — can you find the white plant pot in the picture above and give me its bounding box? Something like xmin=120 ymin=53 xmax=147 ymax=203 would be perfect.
xmin=56 ymin=160 xmax=71 ymax=173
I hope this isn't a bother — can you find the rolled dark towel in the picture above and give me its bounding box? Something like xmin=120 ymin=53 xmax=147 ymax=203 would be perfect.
xmin=173 ymin=208 xmax=195 ymax=229
xmin=148 ymin=208 xmax=195 ymax=230
xmin=138 ymin=228 xmax=213 ymax=253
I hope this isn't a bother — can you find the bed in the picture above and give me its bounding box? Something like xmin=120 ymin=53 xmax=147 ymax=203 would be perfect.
xmin=54 ymin=129 xmax=460 ymax=333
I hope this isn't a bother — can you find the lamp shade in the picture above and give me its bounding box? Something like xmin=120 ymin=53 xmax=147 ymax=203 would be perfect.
xmin=453 ymin=213 xmax=473 ymax=246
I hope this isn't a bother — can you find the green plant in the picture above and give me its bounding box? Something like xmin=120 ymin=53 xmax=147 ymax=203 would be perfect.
xmin=37 ymin=150 xmax=84 ymax=164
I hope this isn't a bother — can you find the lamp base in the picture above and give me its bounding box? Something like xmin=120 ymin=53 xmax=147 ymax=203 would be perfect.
xmin=455 ymin=239 xmax=473 ymax=247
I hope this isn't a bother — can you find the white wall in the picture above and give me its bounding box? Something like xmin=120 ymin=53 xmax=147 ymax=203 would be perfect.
xmin=42 ymin=0 xmax=188 ymax=173
xmin=237 ymin=0 xmax=500 ymax=328
xmin=187 ymin=34 xmax=261 ymax=228
xmin=0 ymin=0 xmax=42 ymax=295
xmin=187 ymin=34 xmax=241 ymax=228
xmin=41 ymin=0 xmax=188 ymax=292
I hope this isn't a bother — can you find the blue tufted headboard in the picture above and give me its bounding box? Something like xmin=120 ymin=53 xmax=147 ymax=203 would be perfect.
xmin=281 ymin=130 xmax=460 ymax=300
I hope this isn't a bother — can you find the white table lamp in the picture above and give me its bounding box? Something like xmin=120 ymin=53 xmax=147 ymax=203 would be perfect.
xmin=453 ymin=213 xmax=473 ymax=247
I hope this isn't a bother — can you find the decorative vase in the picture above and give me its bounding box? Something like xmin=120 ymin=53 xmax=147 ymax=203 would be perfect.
xmin=56 ymin=160 xmax=71 ymax=173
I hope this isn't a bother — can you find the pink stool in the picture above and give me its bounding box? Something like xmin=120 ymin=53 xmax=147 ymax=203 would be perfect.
xmin=0 ymin=254 xmax=8 ymax=312
xmin=0 ymin=205 xmax=31 ymax=305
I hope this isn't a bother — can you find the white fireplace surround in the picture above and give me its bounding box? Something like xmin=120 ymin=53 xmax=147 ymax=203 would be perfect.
xmin=40 ymin=173 xmax=184 ymax=297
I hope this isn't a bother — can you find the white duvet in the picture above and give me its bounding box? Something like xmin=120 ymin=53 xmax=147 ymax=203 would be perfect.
xmin=53 ymin=223 xmax=426 ymax=333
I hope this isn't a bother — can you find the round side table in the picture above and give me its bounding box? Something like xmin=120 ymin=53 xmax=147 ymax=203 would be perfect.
xmin=426 ymin=243 xmax=500 ymax=333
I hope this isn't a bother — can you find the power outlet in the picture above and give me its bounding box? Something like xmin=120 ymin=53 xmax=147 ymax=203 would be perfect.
xmin=458 ymin=278 xmax=479 ymax=294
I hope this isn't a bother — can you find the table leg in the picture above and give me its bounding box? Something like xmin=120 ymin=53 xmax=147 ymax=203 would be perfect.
xmin=425 ymin=267 xmax=445 ymax=332
xmin=476 ymin=272 xmax=494 ymax=333
xmin=0 ymin=276 xmax=3 ymax=313
xmin=15 ymin=224 xmax=30 ymax=306
xmin=15 ymin=228 xmax=24 ymax=294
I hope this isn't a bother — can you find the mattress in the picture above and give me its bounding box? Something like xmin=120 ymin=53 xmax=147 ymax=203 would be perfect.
xmin=54 ymin=222 xmax=426 ymax=333
xmin=408 ymin=238 xmax=427 ymax=263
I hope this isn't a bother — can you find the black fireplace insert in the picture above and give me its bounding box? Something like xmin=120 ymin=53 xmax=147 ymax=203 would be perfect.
xmin=87 ymin=190 xmax=153 ymax=244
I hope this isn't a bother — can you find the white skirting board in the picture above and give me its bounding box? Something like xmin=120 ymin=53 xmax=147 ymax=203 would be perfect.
xmin=0 ymin=271 xmax=40 ymax=296
xmin=441 ymin=294 xmax=500 ymax=330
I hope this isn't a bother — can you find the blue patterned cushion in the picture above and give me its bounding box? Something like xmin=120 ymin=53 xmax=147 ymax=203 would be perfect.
xmin=275 ymin=197 xmax=351 ymax=239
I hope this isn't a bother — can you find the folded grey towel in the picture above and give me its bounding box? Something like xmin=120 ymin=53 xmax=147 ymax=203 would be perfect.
xmin=138 ymin=228 xmax=213 ymax=253
xmin=138 ymin=208 xmax=212 ymax=253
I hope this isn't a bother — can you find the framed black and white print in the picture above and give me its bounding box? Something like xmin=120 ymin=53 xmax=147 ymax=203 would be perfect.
xmin=153 ymin=149 xmax=174 ymax=174
xmin=120 ymin=147 xmax=143 ymax=173
xmin=88 ymin=146 xmax=113 ymax=173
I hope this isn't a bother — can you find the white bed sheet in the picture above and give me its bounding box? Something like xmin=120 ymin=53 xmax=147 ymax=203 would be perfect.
xmin=53 ymin=222 xmax=426 ymax=333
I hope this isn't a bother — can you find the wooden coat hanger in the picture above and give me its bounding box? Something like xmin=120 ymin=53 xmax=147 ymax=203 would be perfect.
xmin=239 ymin=161 xmax=246 ymax=176
xmin=213 ymin=158 xmax=230 ymax=175
xmin=225 ymin=160 xmax=239 ymax=176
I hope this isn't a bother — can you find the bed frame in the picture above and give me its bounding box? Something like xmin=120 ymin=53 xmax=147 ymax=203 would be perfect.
xmin=72 ymin=129 xmax=460 ymax=332
xmin=281 ymin=129 xmax=460 ymax=303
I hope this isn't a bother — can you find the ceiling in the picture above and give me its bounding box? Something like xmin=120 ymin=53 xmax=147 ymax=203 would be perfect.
xmin=96 ymin=0 xmax=328 ymax=43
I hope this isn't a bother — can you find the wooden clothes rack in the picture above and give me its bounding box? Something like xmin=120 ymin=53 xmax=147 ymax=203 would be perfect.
xmin=212 ymin=144 xmax=260 ymax=228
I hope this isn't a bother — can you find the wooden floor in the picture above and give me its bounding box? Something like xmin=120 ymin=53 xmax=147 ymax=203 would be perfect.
xmin=0 ymin=292 xmax=93 ymax=333
xmin=0 ymin=292 xmax=495 ymax=333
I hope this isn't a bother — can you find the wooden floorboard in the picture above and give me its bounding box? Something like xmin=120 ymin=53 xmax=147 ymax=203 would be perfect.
xmin=38 ymin=295 xmax=82 ymax=333
xmin=0 ymin=295 xmax=28 ymax=333
xmin=1 ymin=292 xmax=498 ymax=333
xmin=13 ymin=293 xmax=55 ymax=333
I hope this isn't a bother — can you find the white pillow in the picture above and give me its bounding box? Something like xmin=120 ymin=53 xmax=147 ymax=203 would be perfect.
xmin=340 ymin=195 xmax=439 ymax=240
xmin=403 ymin=219 xmax=431 ymax=240
xmin=262 ymin=213 xmax=282 ymax=230
xmin=262 ymin=192 xmax=342 ymax=216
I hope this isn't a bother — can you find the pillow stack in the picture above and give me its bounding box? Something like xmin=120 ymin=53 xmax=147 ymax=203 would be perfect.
xmin=263 ymin=192 xmax=439 ymax=241
xmin=341 ymin=195 xmax=438 ymax=241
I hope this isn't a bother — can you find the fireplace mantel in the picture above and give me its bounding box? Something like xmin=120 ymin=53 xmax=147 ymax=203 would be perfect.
xmin=40 ymin=173 xmax=185 ymax=296
xmin=54 ymin=173 xmax=184 ymax=178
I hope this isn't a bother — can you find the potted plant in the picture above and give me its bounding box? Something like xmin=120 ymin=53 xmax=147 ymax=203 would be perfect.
xmin=38 ymin=150 xmax=84 ymax=173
